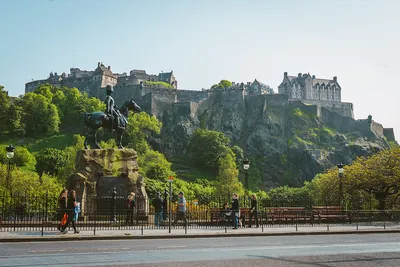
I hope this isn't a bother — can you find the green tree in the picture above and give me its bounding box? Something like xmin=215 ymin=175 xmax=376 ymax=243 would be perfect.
xmin=35 ymin=84 xmax=105 ymax=132
xmin=19 ymin=93 xmax=60 ymax=136
xmin=138 ymin=149 xmax=175 ymax=181
xmin=210 ymin=80 xmax=233 ymax=90
xmin=309 ymin=147 xmax=400 ymax=210
xmin=0 ymin=163 xmax=62 ymax=199
xmin=58 ymin=135 xmax=85 ymax=181
xmin=347 ymin=148 xmax=400 ymax=210
xmin=188 ymin=128 xmax=231 ymax=171
xmin=268 ymin=185 xmax=311 ymax=206
xmin=215 ymin=152 xmax=244 ymax=197
xmin=35 ymin=148 xmax=69 ymax=177
xmin=0 ymin=86 xmax=10 ymax=134
xmin=6 ymin=103 xmax=25 ymax=136
xmin=125 ymin=112 xmax=161 ymax=154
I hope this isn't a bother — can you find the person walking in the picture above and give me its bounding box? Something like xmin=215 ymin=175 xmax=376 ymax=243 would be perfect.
xmin=231 ymin=193 xmax=240 ymax=229
xmin=57 ymin=188 xmax=68 ymax=232
xmin=152 ymin=192 xmax=164 ymax=227
xmin=249 ymin=194 xmax=259 ymax=228
xmin=125 ymin=192 xmax=136 ymax=225
xmin=172 ymin=192 xmax=187 ymax=227
xmin=61 ymin=190 xmax=80 ymax=234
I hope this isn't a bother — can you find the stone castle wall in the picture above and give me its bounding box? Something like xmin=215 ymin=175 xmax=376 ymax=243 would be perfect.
xmin=301 ymin=99 xmax=354 ymax=119
xmin=384 ymin=128 xmax=396 ymax=142
xmin=370 ymin=121 xmax=384 ymax=139
xmin=177 ymin=90 xmax=209 ymax=102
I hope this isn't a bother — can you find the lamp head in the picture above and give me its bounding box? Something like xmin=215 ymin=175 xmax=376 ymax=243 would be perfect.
xmin=6 ymin=145 xmax=15 ymax=159
xmin=243 ymin=158 xmax=250 ymax=170
xmin=337 ymin=163 xmax=344 ymax=174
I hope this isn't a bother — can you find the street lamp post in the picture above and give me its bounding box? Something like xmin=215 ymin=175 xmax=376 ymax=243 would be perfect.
xmin=243 ymin=158 xmax=250 ymax=191
xmin=337 ymin=163 xmax=344 ymax=208
xmin=6 ymin=145 xmax=15 ymax=194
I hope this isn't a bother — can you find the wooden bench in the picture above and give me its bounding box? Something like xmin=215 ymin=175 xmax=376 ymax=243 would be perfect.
xmin=266 ymin=207 xmax=309 ymax=224
xmin=210 ymin=207 xmax=250 ymax=227
xmin=210 ymin=208 xmax=228 ymax=225
xmin=312 ymin=206 xmax=347 ymax=223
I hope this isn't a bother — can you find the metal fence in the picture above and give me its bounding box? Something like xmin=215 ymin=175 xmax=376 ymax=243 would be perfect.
xmin=1 ymin=192 xmax=399 ymax=234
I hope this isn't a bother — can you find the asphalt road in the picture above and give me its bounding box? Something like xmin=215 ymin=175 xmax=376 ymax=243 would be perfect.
xmin=1 ymin=234 xmax=400 ymax=267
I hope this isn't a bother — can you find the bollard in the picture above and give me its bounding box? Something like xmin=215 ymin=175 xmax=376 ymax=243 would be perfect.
xmin=141 ymin=217 xmax=144 ymax=235
xmin=94 ymin=210 xmax=97 ymax=236
xmin=327 ymin=225 xmax=330 ymax=231
xmin=41 ymin=204 xmax=44 ymax=237
xmin=225 ymin=217 xmax=227 ymax=234
xmin=45 ymin=191 xmax=49 ymax=222
xmin=111 ymin=187 xmax=117 ymax=222
xmin=356 ymin=222 xmax=359 ymax=230
xmin=261 ymin=211 xmax=264 ymax=233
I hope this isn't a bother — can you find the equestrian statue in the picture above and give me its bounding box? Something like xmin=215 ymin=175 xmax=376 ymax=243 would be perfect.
xmin=83 ymin=85 xmax=141 ymax=149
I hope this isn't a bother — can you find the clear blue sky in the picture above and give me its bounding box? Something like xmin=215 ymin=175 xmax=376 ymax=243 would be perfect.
xmin=1 ymin=0 xmax=399 ymax=139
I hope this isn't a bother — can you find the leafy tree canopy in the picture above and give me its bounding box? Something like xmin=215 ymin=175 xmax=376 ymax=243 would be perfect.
xmin=210 ymin=80 xmax=232 ymax=90
xmin=35 ymin=148 xmax=69 ymax=178
xmin=188 ymin=128 xmax=231 ymax=171
xmin=138 ymin=149 xmax=175 ymax=181
xmin=309 ymin=147 xmax=400 ymax=210
xmin=215 ymin=152 xmax=244 ymax=197
xmin=126 ymin=112 xmax=161 ymax=154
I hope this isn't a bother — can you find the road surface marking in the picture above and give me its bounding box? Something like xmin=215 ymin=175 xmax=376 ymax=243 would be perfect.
xmin=158 ymin=245 xmax=187 ymax=249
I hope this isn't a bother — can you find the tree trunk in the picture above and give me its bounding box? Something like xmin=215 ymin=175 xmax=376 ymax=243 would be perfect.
xmin=378 ymin=198 xmax=386 ymax=211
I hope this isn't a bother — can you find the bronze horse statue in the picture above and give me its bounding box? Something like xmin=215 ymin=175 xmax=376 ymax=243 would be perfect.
xmin=83 ymin=99 xmax=141 ymax=149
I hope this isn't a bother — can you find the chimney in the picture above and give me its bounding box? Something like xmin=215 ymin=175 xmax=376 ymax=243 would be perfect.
xmin=284 ymin=72 xmax=288 ymax=78
xmin=333 ymin=76 xmax=337 ymax=82
xmin=247 ymin=82 xmax=251 ymax=86
xmin=312 ymin=75 xmax=315 ymax=79
xmin=108 ymin=66 xmax=111 ymax=70
xmin=298 ymin=73 xmax=302 ymax=78
xmin=98 ymin=62 xmax=100 ymax=67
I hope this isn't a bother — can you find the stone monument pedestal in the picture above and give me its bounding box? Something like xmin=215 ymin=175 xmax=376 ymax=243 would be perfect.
xmin=67 ymin=149 xmax=148 ymax=216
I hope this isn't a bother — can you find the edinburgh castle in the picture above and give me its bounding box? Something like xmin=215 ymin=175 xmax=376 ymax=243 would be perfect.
xmin=25 ymin=62 xmax=395 ymax=143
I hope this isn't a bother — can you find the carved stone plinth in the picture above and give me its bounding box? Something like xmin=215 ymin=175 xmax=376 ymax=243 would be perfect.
xmin=67 ymin=149 xmax=148 ymax=215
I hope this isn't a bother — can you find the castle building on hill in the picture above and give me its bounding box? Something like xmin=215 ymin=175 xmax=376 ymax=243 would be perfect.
xmin=228 ymin=79 xmax=274 ymax=95
xmin=23 ymin=63 xmax=396 ymax=142
xmin=25 ymin=64 xmax=353 ymax=119
xmin=278 ymin=72 xmax=354 ymax=118
xmin=25 ymin=62 xmax=178 ymax=95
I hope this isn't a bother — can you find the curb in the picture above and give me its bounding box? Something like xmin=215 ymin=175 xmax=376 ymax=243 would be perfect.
xmin=1 ymin=229 xmax=400 ymax=243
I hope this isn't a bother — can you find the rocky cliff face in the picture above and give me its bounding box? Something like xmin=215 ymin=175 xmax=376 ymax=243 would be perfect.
xmin=156 ymin=90 xmax=391 ymax=188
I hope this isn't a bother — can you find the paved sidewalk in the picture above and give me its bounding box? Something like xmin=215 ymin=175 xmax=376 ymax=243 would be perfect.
xmin=1 ymin=223 xmax=400 ymax=242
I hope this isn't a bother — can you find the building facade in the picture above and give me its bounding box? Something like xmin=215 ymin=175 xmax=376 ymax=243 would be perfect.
xmin=278 ymin=72 xmax=353 ymax=118
xmin=278 ymin=72 xmax=341 ymax=102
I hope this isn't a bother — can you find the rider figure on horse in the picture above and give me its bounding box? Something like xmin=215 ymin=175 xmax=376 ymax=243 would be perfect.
xmin=104 ymin=85 xmax=119 ymax=130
